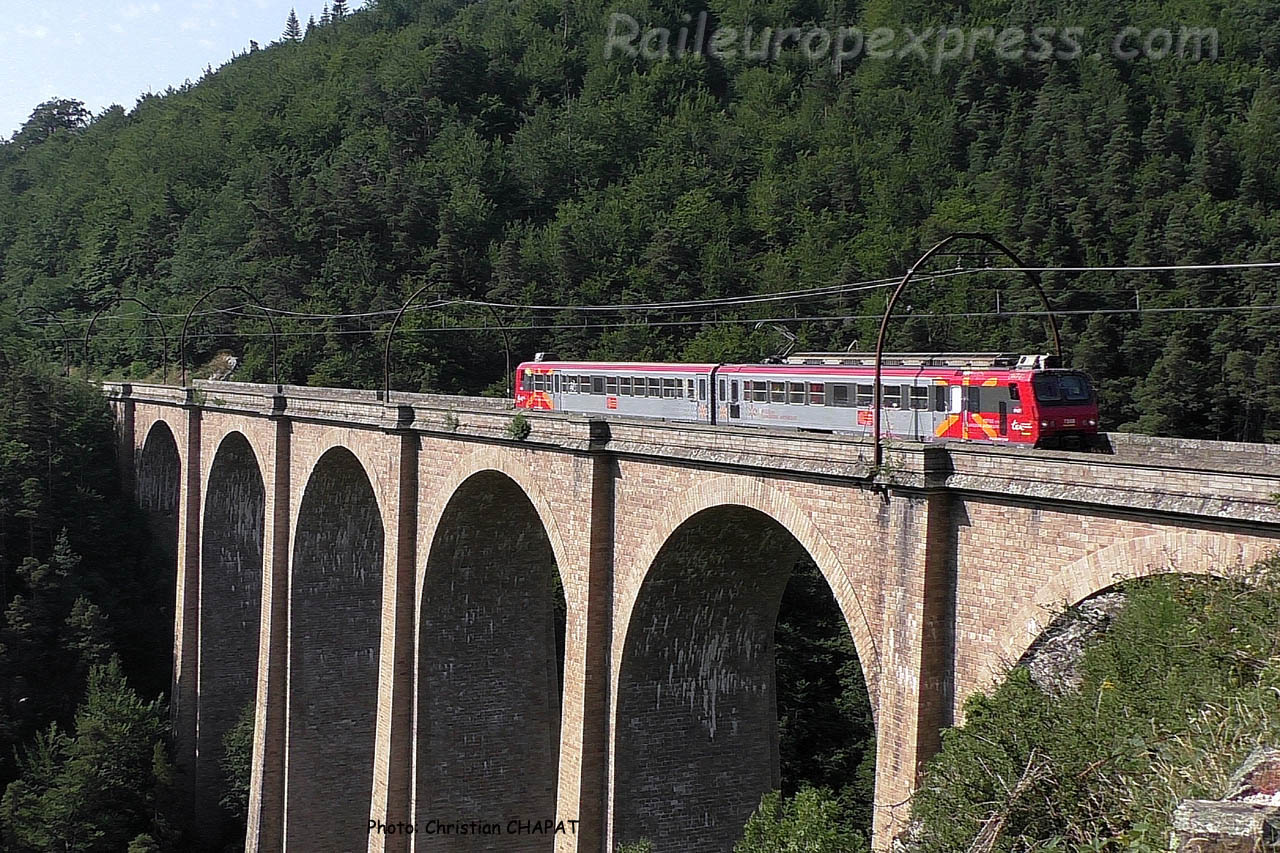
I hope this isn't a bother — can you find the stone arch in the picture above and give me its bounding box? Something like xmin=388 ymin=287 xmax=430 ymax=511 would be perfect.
xmin=136 ymin=419 xmax=181 ymax=562
xmin=286 ymin=446 xmax=384 ymax=851
xmin=417 ymin=447 xmax=575 ymax=590
xmin=196 ymin=431 xmax=265 ymax=844
xmin=992 ymin=531 xmax=1280 ymax=686
xmin=290 ymin=430 xmax=394 ymax=535
xmin=619 ymin=476 xmax=880 ymax=694
xmin=413 ymin=463 xmax=566 ymax=851
xmin=612 ymin=477 xmax=880 ymax=853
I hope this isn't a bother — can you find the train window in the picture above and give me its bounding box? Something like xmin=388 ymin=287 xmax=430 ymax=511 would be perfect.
xmin=606 ymin=377 xmax=618 ymax=395
xmin=1032 ymin=375 xmax=1060 ymax=402
xmin=934 ymin=385 xmax=947 ymax=412
xmin=564 ymin=376 xmax=576 ymax=393
xmin=662 ymin=378 xmax=677 ymax=398
xmin=719 ymin=379 xmax=726 ymax=400
xmin=882 ymin=386 xmax=902 ymax=409
xmin=634 ymin=377 xmax=647 ymax=397
xmin=855 ymin=384 xmax=873 ymax=407
xmin=731 ymin=380 xmax=739 ymax=403
xmin=620 ymin=377 xmax=631 ymax=396
xmin=648 ymin=378 xmax=661 ymax=397
xmin=554 ymin=374 xmax=561 ymax=393
xmin=592 ymin=377 xmax=605 ymax=395
xmin=966 ymin=386 xmax=980 ymax=412
xmin=687 ymin=378 xmax=695 ymax=399
xmin=753 ymin=382 xmax=767 ymax=402
xmin=1058 ymin=375 xmax=1091 ymax=401
xmin=950 ymin=385 xmax=963 ymax=413
xmin=910 ymin=386 xmax=929 ymax=410
xmin=809 ymin=383 xmax=825 ymax=406
xmin=770 ymin=382 xmax=786 ymax=403
xmin=699 ymin=378 xmax=707 ymax=401
xmin=1008 ymin=383 xmax=1020 ymax=401
xmin=832 ymin=385 xmax=851 ymax=407
xmin=789 ymin=382 xmax=806 ymax=404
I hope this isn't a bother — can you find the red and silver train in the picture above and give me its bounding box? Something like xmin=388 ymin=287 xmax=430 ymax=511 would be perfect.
xmin=514 ymin=352 xmax=1099 ymax=447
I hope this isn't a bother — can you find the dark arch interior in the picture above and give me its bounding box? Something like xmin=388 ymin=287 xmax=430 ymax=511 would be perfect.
xmin=197 ymin=432 xmax=265 ymax=844
xmin=136 ymin=420 xmax=180 ymax=562
xmin=614 ymin=506 xmax=872 ymax=853
xmin=415 ymin=471 xmax=565 ymax=852
xmin=774 ymin=557 xmax=876 ymax=831
xmin=286 ymin=447 xmax=384 ymax=851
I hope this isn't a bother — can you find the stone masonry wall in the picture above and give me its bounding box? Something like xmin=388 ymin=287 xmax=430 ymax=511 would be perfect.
xmin=612 ymin=505 xmax=803 ymax=853
xmin=103 ymin=382 xmax=1280 ymax=853
xmin=286 ymin=446 xmax=385 ymax=851
xmin=197 ymin=431 xmax=265 ymax=846
xmin=414 ymin=471 xmax=562 ymax=852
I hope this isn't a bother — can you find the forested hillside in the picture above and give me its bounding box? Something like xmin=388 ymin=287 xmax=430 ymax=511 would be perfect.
xmin=2 ymin=0 xmax=1279 ymax=440
xmin=0 ymin=349 xmax=180 ymax=851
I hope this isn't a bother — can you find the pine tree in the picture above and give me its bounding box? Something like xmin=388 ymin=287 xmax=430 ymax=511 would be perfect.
xmin=332 ymin=0 xmax=348 ymax=20
xmin=306 ymin=15 xmax=316 ymax=36
xmin=284 ymin=9 xmax=302 ymax=42
xmin=320 ymin=4 xmax=331 ymax=25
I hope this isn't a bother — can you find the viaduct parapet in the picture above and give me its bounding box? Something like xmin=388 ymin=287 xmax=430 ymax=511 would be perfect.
xmin=105 ymin=380 xmax=1280 ymax=853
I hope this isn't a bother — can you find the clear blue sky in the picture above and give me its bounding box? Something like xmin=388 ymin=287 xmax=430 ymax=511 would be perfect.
xmin=0 ymin=1 xmax=366 ymax=140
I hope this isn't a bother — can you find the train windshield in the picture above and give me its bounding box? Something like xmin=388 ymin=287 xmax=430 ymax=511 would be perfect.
xmin=1032 ymin=373 xmax=1093 ymax=405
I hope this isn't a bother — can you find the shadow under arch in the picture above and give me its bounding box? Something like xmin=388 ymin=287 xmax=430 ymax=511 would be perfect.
xmin=413 ymin=470 xmax=565 ymax=851
xmin=613 ymin=503 xmax=873 ymax=853
xmin=196 ymin=431 xmax=265 ymax=845
xmin=287 ymin=446 xmax=384 ymax=851
xmin=137 ymin=419 xmax=181 ymax=564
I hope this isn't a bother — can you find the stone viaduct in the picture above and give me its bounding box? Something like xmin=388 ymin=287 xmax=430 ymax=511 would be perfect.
xmin=104 ymin=379 xmax=1280 ymax=853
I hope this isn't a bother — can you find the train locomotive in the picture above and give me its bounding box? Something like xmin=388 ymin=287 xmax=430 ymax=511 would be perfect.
xmin=514 ymin=352 xmax=1099 ymax=448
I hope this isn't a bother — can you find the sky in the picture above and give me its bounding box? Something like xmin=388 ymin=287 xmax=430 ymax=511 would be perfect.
xmin=0 ymin=0 xmax=366 ymax=140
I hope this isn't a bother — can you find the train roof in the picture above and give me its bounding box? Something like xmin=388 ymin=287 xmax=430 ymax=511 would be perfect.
xmin=519 ymin=361 xmax=719 ymax=373
xmin=516 ymin=358 xmax=1077 ymax=378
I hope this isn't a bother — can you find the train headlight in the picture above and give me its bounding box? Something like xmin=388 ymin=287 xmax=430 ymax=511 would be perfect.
xmin=1040 ymin=420 xmax=1049 ymax=428
xmin=1087 ymin=419 xmax=1097 ymax=426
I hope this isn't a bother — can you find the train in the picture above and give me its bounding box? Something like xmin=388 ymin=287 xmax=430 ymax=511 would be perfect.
xmin=514 ymin=352 xmax=1100 ymax=447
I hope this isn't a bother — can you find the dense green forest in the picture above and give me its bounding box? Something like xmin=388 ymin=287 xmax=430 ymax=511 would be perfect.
xmin=911 ymin=559 xmax=1280 ymax=852
xmin=1 ymin=0 xmax=1279 ymax=438
xmin=0 ymin=348 xmax=181 ymax=851
xmin=1 ymin=0 xmax=1279 ymax=848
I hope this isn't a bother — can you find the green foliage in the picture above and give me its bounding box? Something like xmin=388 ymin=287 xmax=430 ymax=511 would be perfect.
xmin=615 ymin=842 xmax=654 ymax=853
xmin=219 ymin=704 xmax=255 ymax=827
xmin=774 ymin=560 xmax=875 ymax=833
xmin=911 ymin=557 xmax=1280 ymax=851
xmin=0 ymin=0 xmax=1276 ymax=440
xmin=735 ymin=787 xmax=870 ymax=853
xmin=506 ymin=411 xmax=532 ymax=440
xmin=0 ymin=353 xmax=175 ymax=842
xmin=0 ymin=657 xmax=176 ymax=852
